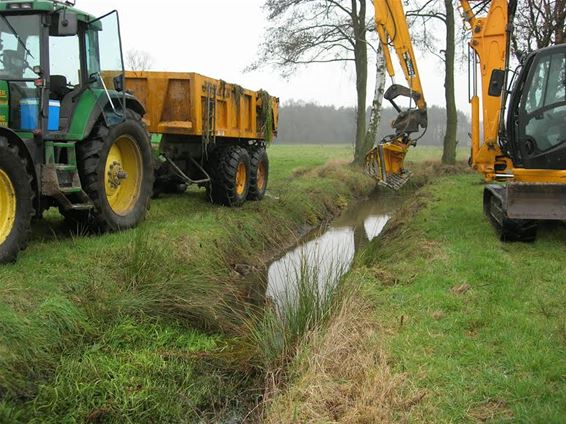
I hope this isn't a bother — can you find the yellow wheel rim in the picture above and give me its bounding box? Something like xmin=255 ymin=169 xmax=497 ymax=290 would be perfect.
xmin=104 ymin=135 xmax=143 ymax=216
xmin=235 ymin=162 xmax=247 ymax=196
xmin=0 ymin=169 xmax=16 ymax=245
xmin=257 ymin=160 xmax=267 ymax=192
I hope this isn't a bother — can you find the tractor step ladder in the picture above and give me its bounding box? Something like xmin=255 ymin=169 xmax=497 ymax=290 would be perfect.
xmin=42 ymin=141 xmax=93 ymax=211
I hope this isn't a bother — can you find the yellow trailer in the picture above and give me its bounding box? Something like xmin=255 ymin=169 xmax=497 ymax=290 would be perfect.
xmin=122 ymin=71 xmax=279 ymax=206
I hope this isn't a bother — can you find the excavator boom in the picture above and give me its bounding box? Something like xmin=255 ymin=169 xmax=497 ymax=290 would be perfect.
xmin=460 ymin=0 xmax=515 ymax=180
xmin=365 ymin=0 xmax=428 ymax=189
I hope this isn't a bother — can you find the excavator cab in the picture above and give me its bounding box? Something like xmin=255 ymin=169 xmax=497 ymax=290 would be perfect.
xmin=506 ymin=44 xmax=566 ymax=171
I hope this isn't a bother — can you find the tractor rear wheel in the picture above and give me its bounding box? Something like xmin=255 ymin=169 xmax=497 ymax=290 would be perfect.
xmin=77 ymin=113 xmax=154 ymax=231
xmin=247 ymin=146 xmax=269 ymax=201
xmin=0 ymin=139 xmax=33 ymax=263
xmin=207 ymin=145 xmax=250 ymax=207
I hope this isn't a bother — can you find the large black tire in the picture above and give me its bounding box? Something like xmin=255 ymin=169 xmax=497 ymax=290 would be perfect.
xmin=247 ymin=146 xmax=269 ymax=201
xmin=0 ymin=138 xmax=34 ymax=263
xmin=76 ymin=113 xmax=154 ymax=231
xmin=207 ymin=145 xmax=251 ymax=207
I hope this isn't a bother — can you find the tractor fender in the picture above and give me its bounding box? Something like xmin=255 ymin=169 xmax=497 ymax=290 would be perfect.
xmin=83 ymin=93 xmax=146 ymax=140
xmin=124 ymin=94 xmax=146 ymax=117
xmin=0 ymin=127 xmax=39 ymax=194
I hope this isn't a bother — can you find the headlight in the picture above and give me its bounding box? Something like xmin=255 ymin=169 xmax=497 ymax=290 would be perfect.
xmin=6 ymin=3 xmax=33 ymax=9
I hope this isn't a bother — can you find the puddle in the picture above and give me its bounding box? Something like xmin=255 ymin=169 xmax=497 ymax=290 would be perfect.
xmin=266 ymin=192 xmax=404 ymax=304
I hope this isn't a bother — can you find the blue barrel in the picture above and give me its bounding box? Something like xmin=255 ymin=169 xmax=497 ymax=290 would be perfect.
xmin=20 ymin=99 xmax=60 ymax=131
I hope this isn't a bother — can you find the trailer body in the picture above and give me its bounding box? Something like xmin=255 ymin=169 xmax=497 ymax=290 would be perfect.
xmin=121 ymin=71 xmax=278 ymax=205
xmin=123 ymin=71 xmax=278 ymax=142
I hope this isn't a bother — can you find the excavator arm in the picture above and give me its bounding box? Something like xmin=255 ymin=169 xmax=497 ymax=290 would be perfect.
xmin=459 ymin=0 xmax=515 ymax=181
xmin=366 ymin=0 xmax=428 ymax=189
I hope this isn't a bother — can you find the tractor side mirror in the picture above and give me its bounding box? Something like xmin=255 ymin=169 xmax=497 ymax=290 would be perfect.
xmin=113 ymin=73 xmax=124 ymax=92
xmin=51 ymin=11 xmax=78 ymax=36
xmin=488 ymin=69 xmax=506 ymax=97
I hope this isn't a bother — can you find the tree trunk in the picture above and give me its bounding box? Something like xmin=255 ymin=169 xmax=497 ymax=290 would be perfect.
xmin=364 ymin=43 xmax=386 ymax=151
xmin=353 ymin=0 xmax=369 ymax=166
xmin=441 ymin=0 xmax=458 ymax=165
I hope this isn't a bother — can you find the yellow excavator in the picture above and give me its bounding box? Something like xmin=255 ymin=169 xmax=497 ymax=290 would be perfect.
xmin=367 ymin=0 xmax=566 ymax=241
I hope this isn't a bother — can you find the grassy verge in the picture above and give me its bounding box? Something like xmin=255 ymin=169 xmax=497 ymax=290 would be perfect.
xmin=266 ymin=170 xmax=566 ymax=423
xmin=0 ymin=145 xmax=373 ymax=423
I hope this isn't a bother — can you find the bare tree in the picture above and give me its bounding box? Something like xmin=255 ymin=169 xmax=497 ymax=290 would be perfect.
xmin=251 ymin=0 xmax=374 ymax=165
xmin=126 ymin=49 xmax=154 ymax=71
xmin=512 ymin=0 xmax=566 ymax=61
xmin=365 ymin=43 xmax=386 ymax=149
xmin=406 ymin=0 xmax=459 ymax=165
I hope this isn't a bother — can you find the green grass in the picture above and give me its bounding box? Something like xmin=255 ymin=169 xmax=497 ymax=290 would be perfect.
xmin=405 ymin=145 xmax=469 ymax=163
xmin=358 ymin=174 xmax=566 ymax=422
xmin=0 ymin=144 xmax=374 ymax=423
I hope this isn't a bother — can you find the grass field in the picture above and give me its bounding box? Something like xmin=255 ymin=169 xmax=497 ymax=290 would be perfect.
xmin=0 ymin=144 xmax=373 ymax=423
xmin=365 ymin=175 xmax=566 ymax=422
xmin=3 ymin=143 xmax=562 ymax=423
xmin=266 ymin=171 xmax=566 ymax=423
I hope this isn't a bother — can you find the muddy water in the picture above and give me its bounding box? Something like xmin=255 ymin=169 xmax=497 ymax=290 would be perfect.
xmin=266 ymin=192 xmax=404 ymax=304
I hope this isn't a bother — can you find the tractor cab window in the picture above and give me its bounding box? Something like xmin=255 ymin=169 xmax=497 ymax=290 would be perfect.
xmin=0 ymin=15 xmax=40 ymax=80
xmin=520 ymin=51 xmax=566 ymax=153
xmin=86 ymin=11 xmax=124 ymax=89
xmin=0 ymin=15 xmax=41 ymax=131
xmin=49 ymin=33 xmax=81 ymax=89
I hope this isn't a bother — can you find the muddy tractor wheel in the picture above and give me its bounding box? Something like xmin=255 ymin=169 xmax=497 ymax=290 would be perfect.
xmin=208 ymin=145 xmax=251 ymax=207
xmin=77 ymin=113 xmax=154 ymax=231
xmin=247 ymin=146 xmax=269 ymax=201
xmin=0 ymin=139 xmax=34 ymax=263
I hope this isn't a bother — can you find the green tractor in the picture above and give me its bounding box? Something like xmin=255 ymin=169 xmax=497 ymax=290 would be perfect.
xmin=0 ymin=1 xmax=153 ymax=263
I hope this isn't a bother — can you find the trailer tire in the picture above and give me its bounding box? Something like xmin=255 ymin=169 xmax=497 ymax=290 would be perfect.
xmin=207 ymin=145 xmax=250 ymax=207
xmin=77 ymin=112 xmax=154 ymax=231
xmin=0 ymin=139 xmax=34 ymax=263
xmin=247 ymin=146 xmax=269 ymax=201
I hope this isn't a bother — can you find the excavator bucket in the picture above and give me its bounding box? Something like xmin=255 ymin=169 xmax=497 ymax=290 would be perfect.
xmin=365 ymin=141 xmax=411 ymax=190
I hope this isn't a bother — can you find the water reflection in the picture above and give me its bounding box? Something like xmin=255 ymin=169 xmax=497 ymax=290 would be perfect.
xmin=266 ymin=193 xmax=401 ymax=303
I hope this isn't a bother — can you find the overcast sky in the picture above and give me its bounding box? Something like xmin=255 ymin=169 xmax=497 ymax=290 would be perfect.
xmin=79 ymin=0 xmax=470 ymax=112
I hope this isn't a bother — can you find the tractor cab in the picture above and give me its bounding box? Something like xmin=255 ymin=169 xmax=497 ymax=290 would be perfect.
xmin=0 ymin=0 xmax=126 ymax=139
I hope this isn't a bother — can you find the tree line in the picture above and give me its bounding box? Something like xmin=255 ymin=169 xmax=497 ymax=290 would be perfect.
xmin=276 ymin=101 xmax=470 ymax=146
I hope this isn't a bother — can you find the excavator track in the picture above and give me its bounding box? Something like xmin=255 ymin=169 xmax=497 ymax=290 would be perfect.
xmin=483 ymin=185 xmax=538 ymax=242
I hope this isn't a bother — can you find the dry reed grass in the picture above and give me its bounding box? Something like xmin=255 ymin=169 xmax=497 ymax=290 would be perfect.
xmin=263 ymin=285 xmax=422 ymax=423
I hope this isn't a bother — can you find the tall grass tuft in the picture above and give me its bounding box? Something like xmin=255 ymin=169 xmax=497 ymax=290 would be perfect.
xmin=115 ymin=228 xmax=244 ymax=334
xmin=244 ymin=253 xmax=348 ymax=390
xmin=0 ymin=296 xmax=94 ymax=403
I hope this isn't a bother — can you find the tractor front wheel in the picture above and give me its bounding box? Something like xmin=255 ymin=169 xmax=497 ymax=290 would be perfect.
xmin=77 ymin=114 xmax=154 ymax=231
xmin=0 ymin=139 xmax=33 ymax=263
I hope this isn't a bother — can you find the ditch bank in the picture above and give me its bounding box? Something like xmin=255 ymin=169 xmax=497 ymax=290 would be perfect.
xmin=263 ymin=165 xmax=566 ymax=423
xmin=0 ymin=157 xmax=376 ymax=423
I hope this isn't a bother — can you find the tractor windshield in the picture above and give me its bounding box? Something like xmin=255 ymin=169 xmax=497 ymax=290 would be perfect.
xmin=86 ymin=11 xmax=124 ymax=84
xmin=0 ymin=15 xmax=40 ymax=80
